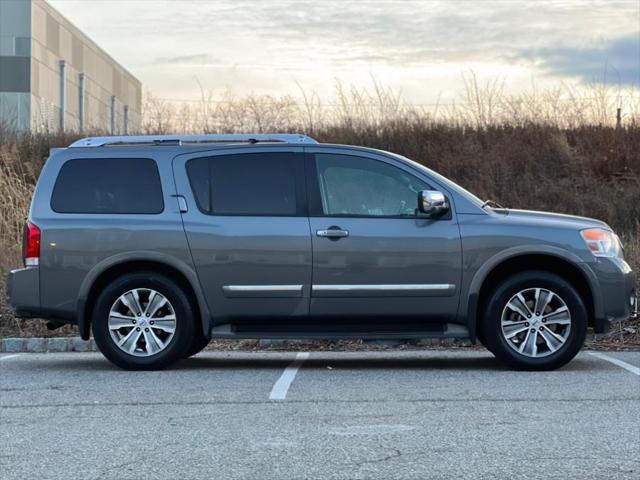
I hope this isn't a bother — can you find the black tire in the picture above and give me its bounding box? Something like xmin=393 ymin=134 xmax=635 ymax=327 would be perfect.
xmin=92 ymin=272 xmax=196 ymax=370
xmin=184 ymin=329 xmax=210 ymax=358
xmin=481 ymin=270 xmax=587 ymax=371
xmin=475 ymin=329 xmax=495 ymax=354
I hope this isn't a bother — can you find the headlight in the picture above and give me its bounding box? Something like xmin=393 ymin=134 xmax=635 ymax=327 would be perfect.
xmin=580 ymin=228 xmax=622 ymax=258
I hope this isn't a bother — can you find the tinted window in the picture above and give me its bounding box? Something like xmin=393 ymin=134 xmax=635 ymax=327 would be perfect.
xmin=186 ymin=153 xmax=299 ymax=215
xmin=315 ymin=154 xmax=428 ymax=216
xmin=51 ymin=158 xmax=164 ymax=214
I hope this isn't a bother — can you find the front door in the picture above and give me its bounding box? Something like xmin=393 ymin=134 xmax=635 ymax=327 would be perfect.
xmin=173 ymin=148 xmax=311 ymax=323
xmin=306 ymin=150 xmax=462 ymax=321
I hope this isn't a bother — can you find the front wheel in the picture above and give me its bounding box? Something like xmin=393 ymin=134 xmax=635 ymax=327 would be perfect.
xmin=92 ymin=272 xmax=196 ymax=370
xmin=481 ymin=271 xmax=587 ymax=371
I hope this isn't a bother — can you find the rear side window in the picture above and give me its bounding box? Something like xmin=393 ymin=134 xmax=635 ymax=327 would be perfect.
xmin=51 ymin=158 xmax=164 ymax=214
xmin=186 ymin=153 xmax=300 ymax=216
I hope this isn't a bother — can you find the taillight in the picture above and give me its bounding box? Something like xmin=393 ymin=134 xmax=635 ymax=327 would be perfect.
xmin=23 ymin=221 xmax=41 ymax=267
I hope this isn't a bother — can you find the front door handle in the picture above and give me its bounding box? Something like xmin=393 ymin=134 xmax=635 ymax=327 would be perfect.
xmin=316 ymin=227 xmax=349 ymax=239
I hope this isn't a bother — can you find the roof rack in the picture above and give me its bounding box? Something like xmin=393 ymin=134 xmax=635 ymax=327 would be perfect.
xmin=68 ymin=134 xmax=318 ymax=148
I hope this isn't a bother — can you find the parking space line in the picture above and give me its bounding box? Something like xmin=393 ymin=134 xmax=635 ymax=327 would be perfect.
xmin=269 ymin=352 xmax=309 ymax=401
xmin=588 ymin=352 xmax=640 ymax=376
xmin=0 ymin=354 xmax=21 ymax=362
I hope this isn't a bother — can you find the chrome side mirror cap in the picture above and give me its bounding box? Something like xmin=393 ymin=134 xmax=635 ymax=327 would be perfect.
xmin=418 ymin=190 xmax=450 ymax=217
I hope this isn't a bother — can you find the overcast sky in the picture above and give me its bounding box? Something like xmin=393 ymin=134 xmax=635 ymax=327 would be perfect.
xmin=48 ymin=0 xmax=640 ymax=103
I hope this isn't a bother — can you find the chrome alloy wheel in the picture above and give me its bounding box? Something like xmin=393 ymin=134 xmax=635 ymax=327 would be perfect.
xmin=108 ymin=289 xmax=176 ymax=357
xmin=500 ymin=288 xmax=571 ymax=358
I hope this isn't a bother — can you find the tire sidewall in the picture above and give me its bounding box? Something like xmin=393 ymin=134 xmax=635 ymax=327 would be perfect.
xmin=184 ymin=332 xmax=210 ymax=359
xmin=92 ymin=273 xmax=195 ymax=370
xmin=482 ymin=270 xmax=587 ymax=370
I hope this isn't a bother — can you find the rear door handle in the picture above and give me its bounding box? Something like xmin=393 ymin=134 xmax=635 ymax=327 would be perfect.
xmin=172 ymin=195 xmax=188 ymax=213
xmin=316 ymin=227 xmax=349 ymax=239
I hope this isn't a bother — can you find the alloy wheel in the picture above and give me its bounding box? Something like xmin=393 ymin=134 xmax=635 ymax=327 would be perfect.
xmin=108 ymin=288 xmax=177 ymax=357
xmin=500 ymin=288 xmax=571 ymax=358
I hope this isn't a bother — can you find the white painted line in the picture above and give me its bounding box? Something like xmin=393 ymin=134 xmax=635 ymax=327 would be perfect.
xmin=588 ymin=352 xmax=640 ymax=376
xmin=0 ymin=354 xmax=21 ymax=362
xmin=269 ymin=352 xmax=309 ymax=401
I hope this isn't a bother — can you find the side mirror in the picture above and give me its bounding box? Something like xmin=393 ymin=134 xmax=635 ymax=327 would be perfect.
xmin=418 ymin=190 xmax=450 ymax=217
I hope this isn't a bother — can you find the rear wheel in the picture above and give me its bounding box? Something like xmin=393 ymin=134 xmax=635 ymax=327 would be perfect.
xmin=92 ymin=272 xmax=195 ymax=370
xmin=481 ymin=270 xmax=587 ymax=371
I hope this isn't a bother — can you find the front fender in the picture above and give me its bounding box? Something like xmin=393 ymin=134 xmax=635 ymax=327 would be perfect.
xmin=461 ymin=244 xmax=603 ymax=340
xmin=76 ymin=251 xmax=211 ymax=340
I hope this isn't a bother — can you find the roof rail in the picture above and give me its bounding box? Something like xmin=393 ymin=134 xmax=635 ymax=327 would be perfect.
xmin=68 ymin=134 xmax=318 ymax=148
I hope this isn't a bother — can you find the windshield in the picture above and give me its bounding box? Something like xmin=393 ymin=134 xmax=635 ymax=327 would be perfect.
xmin=388 ymin=152 xmax=486 ymax=209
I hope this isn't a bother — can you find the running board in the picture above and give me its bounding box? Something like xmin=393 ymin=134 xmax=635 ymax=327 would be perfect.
xmin=209 ymin=322 xmax=469 ymax=340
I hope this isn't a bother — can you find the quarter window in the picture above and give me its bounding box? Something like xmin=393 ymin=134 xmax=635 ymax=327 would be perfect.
xmin=186 ymin=153 xmax=300 ymax=216
xmin=51 ymin=158 xmax=164 ymax=214
xmin=315 ymin=154 xmax=429 ymax=217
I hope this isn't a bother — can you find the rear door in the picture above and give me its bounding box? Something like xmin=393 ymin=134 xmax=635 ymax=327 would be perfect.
xmin=172 ymin=147 xmax=311 ymax=324
xmin=306 ymin=149 xmax=462 ymax=321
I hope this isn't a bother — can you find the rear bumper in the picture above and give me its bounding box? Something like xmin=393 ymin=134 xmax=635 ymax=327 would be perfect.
xmin=7 ymin=267 xmax=40 ymax=318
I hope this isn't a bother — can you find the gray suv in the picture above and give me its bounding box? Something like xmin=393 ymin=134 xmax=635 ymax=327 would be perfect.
xmin=7 ymin=134 xmax=637 ymax=370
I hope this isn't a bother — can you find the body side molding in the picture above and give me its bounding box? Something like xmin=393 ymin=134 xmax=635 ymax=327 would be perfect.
xmin=312 ymin=284 xmax=456 ymax=297
xmin=222 ymin=285 xmax=304 ymax=298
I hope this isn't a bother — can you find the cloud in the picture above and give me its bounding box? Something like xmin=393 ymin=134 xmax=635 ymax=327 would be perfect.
xmin=216 ymin=1 xmax=640 ymax=69
xmin=51 ymin=1 xmax=640 ymax=70
xmin=517 ymin=34 xmax=640 ymax=85
xmin=48 ymin=0 xmax=640 ymax=100
xmin=155 ymin=54 xmax=219 ymax=65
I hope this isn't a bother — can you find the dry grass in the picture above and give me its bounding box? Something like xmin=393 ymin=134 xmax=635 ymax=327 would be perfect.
xmin=0 ymin=142 xmax=34 ymax=336
xmin=141 ymin=77 xmax=640 ymax=134
xmin=1 ymin=83 xmax=639 ymax=342
xmin=0 ymin=131 xmax=84 ymax=337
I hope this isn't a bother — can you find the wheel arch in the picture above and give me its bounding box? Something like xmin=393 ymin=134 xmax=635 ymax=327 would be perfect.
xmin=464 ymin=246 xmax=604 ymax=340
xmin=76 ymin=252 xmax=211 ymax=340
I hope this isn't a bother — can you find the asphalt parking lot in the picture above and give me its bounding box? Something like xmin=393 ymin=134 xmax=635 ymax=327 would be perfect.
xmin=1 ymin=350 xmax=639 ymax=480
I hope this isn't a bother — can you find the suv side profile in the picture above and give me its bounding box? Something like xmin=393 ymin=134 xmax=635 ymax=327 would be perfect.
xmin=8 ymin=134 xmax=637 ymax=370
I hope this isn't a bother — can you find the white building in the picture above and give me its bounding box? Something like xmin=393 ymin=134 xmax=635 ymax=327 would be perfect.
xmin=0 ymin=0 xmax=142 ymax=132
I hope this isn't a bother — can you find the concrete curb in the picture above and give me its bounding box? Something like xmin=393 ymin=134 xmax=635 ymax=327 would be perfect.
xmin=256 ymin=338 xmax=472 ymax=348
xmin=1 ymin=337 xmax=97 ymax=353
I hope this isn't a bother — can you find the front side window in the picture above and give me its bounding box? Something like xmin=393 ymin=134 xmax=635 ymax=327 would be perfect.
xmin=315 ymin=154 xmax=429 ymax=217
xmin=51 ymin=158 xmax=164 ymax=214
xmin=186 ymin=153 xmax=299 ymax=216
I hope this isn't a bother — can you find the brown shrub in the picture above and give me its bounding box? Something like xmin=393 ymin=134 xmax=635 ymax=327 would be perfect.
xmin=0 ymin=122 xmax=638 ymax=338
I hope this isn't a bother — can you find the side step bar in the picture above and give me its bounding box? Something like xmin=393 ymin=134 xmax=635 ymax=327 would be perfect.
xmin=209 ymin=322 xmax=470 ymax=340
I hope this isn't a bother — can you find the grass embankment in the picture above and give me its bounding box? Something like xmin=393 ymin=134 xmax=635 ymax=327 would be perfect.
xmin=1 ymin=121 xmax=638 ymax=345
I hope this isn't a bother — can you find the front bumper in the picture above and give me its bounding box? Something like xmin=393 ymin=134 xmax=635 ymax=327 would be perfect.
xmin=590 ymin=257 xmax=636 ymax=331
xmin=7 ymin=267 xmax=40 ymax=317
